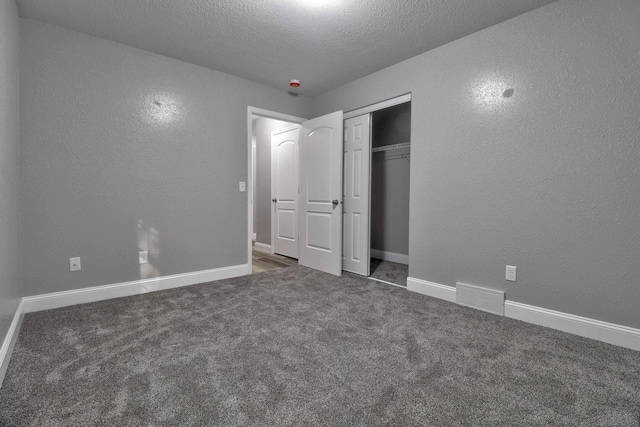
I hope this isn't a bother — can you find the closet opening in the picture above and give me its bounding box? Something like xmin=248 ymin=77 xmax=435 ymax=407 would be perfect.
xmin=369 ymin=102 xmax=411 ymax=287
xmin=342 ymin=96 xmax=411 ymax=287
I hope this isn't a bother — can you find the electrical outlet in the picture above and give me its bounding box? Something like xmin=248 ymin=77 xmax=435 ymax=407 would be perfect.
xmin=139 ymin=251 xmax=149 ymax=264
xmin=506 ymin=265 xmax=517 ymax=282
xmin=70 ymin=257 xmax=81 ymax=272
xmin=239 ymin=181 xmax=246 ymax=192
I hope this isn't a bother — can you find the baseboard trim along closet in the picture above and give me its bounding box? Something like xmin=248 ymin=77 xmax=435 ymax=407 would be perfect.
xmin=254 ymin=243 xmax=272 ymax=253
xmin=370 ymin=249 xmax=409 ymax=265
xmin=0 ymin=300 xmax=25 ymax=387
xmin=407 ymin=276 xmax=640 ymax=351
xmin=22 ymin=264 xmax=251 ymax=314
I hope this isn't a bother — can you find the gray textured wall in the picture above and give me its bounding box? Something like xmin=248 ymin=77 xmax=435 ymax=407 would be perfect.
xmin=370 ymin=103 xmax=411 ymax=256
xmin=0 ymin=0 xmax=23 ymax=345
xmin=20 ymin=19 xmax=311 ymax=296
xmin=254 ymin=118 xmax=297 ymax=246
xmin=313 ymin=0 xmax=640 ymax=329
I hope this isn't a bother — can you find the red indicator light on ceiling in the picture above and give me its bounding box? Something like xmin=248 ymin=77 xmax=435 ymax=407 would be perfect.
xmin=289 ymin=79 xmax=301 ymax=88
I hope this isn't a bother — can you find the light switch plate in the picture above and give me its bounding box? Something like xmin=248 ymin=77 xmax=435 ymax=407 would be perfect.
xmin=239 ymin=181 xmax=246 ymax=192
xmin=139 ymin=251 xmax=148 ymax=264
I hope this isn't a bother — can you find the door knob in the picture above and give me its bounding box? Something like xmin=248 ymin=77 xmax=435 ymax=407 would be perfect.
xmin=332 ymin=199 xmax=339 ymax=206
xmin=272 ymin=198 xmax=277 ymax=203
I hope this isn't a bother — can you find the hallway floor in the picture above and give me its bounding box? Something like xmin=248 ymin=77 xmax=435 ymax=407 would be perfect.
xmin=252 ymin=248 xmax=297 ymax=274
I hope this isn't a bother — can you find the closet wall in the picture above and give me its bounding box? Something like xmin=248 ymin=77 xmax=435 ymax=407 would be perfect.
xmin=370 ymin=103 xmax=411 ymax=260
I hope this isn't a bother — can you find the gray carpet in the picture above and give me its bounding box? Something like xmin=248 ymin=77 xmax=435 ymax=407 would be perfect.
xmin=1 ymin=266 xmax=639 ymax=426
xmin=369 ymin=258 xmax=408 ymax=286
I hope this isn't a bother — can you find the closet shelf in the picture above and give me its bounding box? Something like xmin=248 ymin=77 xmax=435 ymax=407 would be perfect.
xmin=371 ymin=142 xmax=410 ymax=153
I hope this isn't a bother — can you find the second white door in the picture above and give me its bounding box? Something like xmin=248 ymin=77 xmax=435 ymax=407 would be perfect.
xmin=271 ymin=126 xmax=300 ymax=259
xmin=343 ymin=114 xmax=371 ymax=276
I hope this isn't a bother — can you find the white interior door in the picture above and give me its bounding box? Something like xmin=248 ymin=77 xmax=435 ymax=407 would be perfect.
xmin=343 ymin=114 xmax=371 ymax=276
xmin=299 ymin=111 xmax=343 ymax=276
xmin=271 ymin=126 xmax=300 ymax=259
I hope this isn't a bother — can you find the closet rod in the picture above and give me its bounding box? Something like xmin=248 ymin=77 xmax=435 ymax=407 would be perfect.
xmin=371 ymin=142 xmax=410 ymax=153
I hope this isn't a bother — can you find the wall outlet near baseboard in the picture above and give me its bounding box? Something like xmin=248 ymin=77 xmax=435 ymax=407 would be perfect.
xmin=506 ymin=265 xmax=517 ymax=282
xmin=139 ymin=251 xmax=149 ymax=264
xmin=69 ymin=257 xmax=81 ymax=272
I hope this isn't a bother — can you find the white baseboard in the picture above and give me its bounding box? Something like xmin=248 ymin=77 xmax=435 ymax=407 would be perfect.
xmin=407 ymin=277 xmax=456 ymax=303
xmin=0 ymin=299 xmax=24 ymax=387
xmin=1 ymin=264 xmax=250 ymax=387
xmin=254 ymin=242 xmax=272 ymax=253
xmin=505 ymin=301 xmax=640 ymax=351
xmin=23 ymin=264 xmax=250 ymax=314
xmin=407 ymin=276 xmax=639 ymax=351
xmin=370 ymin=249 xmax=409 ymax=265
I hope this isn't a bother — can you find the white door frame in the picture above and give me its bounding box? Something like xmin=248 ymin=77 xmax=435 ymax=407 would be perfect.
xmin=247 ymin=107 xmax=306 ymax=272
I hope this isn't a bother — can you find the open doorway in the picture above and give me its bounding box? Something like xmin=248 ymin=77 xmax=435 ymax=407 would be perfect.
xmin=248 ymin=107 xmax=344 ymax=277
xmin=247 ymin=107 xmax=304 ymax=274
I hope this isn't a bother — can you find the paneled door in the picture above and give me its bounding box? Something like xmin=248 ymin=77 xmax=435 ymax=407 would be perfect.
xmin=271 ymin=126 xmax=300 ymax=259
xmin=342 ymin=114 xmax=371 ymax=276
xmin=299 ymin=111 xmax=344 ymax=276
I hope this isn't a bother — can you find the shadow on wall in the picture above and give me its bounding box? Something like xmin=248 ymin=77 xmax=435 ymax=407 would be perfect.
xmin=137 ymin=220 xmax=160 ymax=279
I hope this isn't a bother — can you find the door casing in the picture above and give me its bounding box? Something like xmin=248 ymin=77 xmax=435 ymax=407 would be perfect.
xmin=247 ymin=107 xmax=306 ymax=272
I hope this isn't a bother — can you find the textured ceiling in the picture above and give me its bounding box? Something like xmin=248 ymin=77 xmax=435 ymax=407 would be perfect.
xmin=17 ymin=0 xmax=557 ymax=97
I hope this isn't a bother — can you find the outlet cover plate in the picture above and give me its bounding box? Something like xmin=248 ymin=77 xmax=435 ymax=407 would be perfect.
xmin=139 ymin=251 xmax=149 ymax=264
xmin=70 ymin=257 xmax=81 ymax=272
xmin=506 ymin=265 xmax=517 ymax=282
